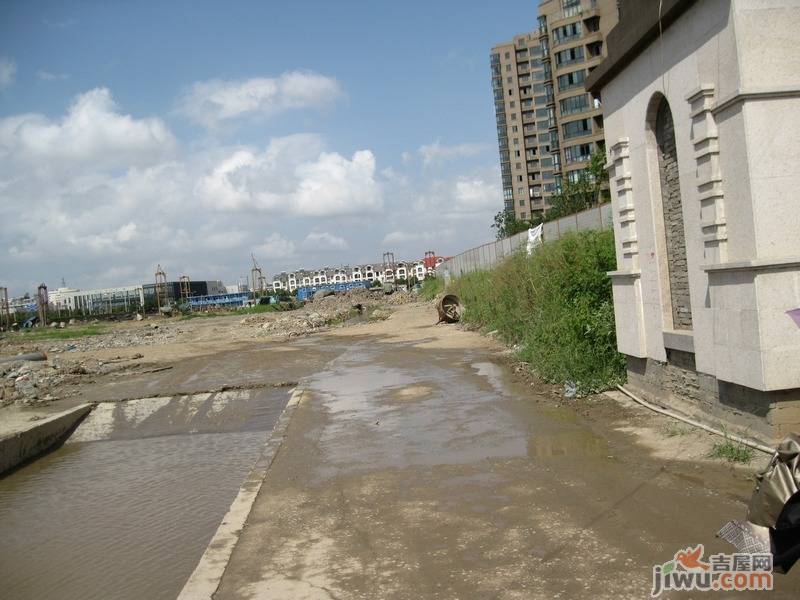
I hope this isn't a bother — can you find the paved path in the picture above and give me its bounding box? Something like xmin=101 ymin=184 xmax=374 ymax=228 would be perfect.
xmin=208 ymin=304 xmax=799 ymax=599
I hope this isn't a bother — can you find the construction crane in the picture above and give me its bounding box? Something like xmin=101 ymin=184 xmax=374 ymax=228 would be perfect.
xmin=179 ymin=275 xmax=191 ymax=303
xmin=155 ymin=264 xmax=168 ymax=313
xmin=37 ymin=283 xmax=48 ymax=327
xmin=250 ymin=254 xmax=267 ymax=300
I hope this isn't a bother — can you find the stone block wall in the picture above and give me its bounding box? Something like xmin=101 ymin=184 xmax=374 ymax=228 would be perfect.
xmin=656 ymin=100 xmax=693 ymax=330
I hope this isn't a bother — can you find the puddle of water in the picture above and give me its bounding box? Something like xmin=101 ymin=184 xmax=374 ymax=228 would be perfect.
xmin=309 ymin=345 xmax=528 ymax=478
xmin=0 ymin=388 xmax=289 ymax=600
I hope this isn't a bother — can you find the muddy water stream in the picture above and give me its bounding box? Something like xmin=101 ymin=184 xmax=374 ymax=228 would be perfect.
xmin=0 ymin=388 xmax=289 ymax=600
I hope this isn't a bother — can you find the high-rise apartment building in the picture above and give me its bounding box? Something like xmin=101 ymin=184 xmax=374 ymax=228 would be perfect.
xmin=491 ymin=0 xmax=618 ymax=221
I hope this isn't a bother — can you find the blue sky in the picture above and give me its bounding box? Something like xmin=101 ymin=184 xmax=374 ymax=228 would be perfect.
xmin=0 ymin=0 xmax=538 ymax=294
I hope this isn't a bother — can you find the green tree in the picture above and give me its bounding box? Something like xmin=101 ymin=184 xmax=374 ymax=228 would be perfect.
xmin=545 ymin=146 xmax=609 ymax=221
xmin=492 ymin=210 xmax=543 ymax=240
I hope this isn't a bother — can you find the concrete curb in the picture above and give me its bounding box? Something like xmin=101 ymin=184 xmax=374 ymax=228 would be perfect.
xmin=0 ymin=403 xmax=93 ymax=476
xmin=176 ymin=387 xmax=306 ymax=599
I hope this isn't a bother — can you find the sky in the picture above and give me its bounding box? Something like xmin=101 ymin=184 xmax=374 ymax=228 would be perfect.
xmin=0 ymin=0 xmax=539 ymax=295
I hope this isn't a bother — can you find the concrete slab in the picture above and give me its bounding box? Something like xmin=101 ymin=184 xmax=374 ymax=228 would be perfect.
xmin=0 ymin=403 xmax=93 ymax=475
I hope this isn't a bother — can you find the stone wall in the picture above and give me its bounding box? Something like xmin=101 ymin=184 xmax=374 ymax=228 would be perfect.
xmin=625 ymin=356 xmax=800 ymax=443
xmin=656 ymin=99 xmax=693 ymax=330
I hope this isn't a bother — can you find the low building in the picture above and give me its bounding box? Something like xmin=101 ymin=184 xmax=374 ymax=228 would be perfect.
xmin=587 ymin=0 xmax=800 ymax=440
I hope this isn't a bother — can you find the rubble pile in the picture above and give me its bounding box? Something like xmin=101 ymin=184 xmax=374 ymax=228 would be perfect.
xmin=1 ymin=354 xmax=147 ymax=407
xmin=384 ymin=289 xmax=415 ymax=306
xmin=241 ymin=289 xmax=389 ymax=337
xmin=46 ymin=324 xmax=179 ymax=354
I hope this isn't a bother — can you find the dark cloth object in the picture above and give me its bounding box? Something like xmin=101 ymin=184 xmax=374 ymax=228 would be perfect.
xmin=772 ymin=490 xmax=800 ymax=574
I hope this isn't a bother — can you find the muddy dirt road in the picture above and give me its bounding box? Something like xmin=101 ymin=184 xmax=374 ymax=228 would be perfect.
xmin=2 ymin=300 xmax=798 ymax=598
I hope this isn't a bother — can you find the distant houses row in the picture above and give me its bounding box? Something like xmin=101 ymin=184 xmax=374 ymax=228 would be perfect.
xmin=271 ymin=258 xmax=445 ymax=292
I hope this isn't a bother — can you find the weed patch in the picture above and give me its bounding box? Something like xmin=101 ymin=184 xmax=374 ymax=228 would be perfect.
xmin=447 ymin=229 xmax=625 ymax=394
xmin=710 ymin=438 xmax=754 ymax=463
xmin=11 ymin=324 xmax=106 ymax=341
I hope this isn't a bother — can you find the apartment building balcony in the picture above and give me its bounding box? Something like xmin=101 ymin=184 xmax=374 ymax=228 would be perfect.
xmin=581 ymin=29 xmax=603 ymax=47
xmin=519 ymin=87 xmax=533 ymax=99
xmin=517 ymin=64 xmax=530 ymax=75
xmin=522 ymin=112 xmax=536 ymax=124
xmin=550 ymin=0 xmax=599 ymax=26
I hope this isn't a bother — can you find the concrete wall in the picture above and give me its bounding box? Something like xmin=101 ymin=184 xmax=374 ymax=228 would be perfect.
xmin=599 ymin=0 xmax=800 ymax=439
xmin=0 ymin=404 xmax=93 ymax=475
xmin=439 ymin=202 xmax=613 ymax=282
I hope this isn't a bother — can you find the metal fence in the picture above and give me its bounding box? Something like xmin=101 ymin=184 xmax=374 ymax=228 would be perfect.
xmin=438 ymin=203 xmax=613 ymax=282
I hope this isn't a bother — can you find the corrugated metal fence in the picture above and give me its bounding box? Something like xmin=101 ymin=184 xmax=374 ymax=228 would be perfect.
xmin=439 ymin=203 xmax=613 ymax=282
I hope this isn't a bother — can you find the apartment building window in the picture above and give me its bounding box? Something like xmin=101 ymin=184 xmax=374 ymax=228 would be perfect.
xmin=516 ymin=162 xmax=522 ymax=169
xmin=519 ymin=198 xmax=525 ymax=206
xmin=506 ymin=64 xmax=511 ymax=72
xmin=553 ymin=22 xmax=581 ymax=45
xmin=505 ymin=52 xmax=510 ymax=59
xmin=557 ymin=69 xmax=586 ymax=91
xmin=518 ymin=187 xmax=524 ymax=195
xmin=507 ymin=77 xmax=513 ymax=83
xmin=513 ymin=138 xmax=519 ymax=145
xmin=562 ymin=0 xmax=581 ymax=17
xmin=509 ymin=101 xmax=516 ymax=108
xmin=503 ymin=188 xmax=513 ymax=200
xmin=555 ymin=46 xmax=584 ymax=67
xmin=518 ymin=175 xmax=523 ymax=182
xmin=564 ymin=142 xmax=593 ymax=163
xmin=567 ymin=168 xmax=589 ymax=183
xmin=538 ymin=15 xmax=547 ymax=33
xmin=512 ymin=126 xmax=518 ymax=133
xmin=559 ymin=93 xmax=589 ymax=116
xmin=515 ymin=149 xmax=521 ymax=156
xmin=520 ymin=211 xmax=526 ymax=219
xmin=511 ymin=113 xmax=517 ymax=121
xmin=562 ymin=118 xmax=592 ymax=139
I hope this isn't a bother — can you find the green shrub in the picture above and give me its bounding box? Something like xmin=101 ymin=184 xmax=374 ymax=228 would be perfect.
xmin=448 ymin=229 xmax=625 ymax=394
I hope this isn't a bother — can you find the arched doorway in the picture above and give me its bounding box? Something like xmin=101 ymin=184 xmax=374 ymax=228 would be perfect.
xmin=652 ymin=96 xmax=692 ymax=330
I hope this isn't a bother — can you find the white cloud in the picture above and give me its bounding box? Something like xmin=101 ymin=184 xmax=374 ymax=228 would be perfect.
xmin=381 ymin=229 xmax=454 ymax=246
xmin=418 ymin=139 xmax=489 ymax=166
xmin=0 ymin=87 xmax=176 ymax=170
xmin=178 ymin=71 xmax=343 ymax=130
xmin=303 ymin=231 xmax=348 ymax=250
xmin=255 ymin=233 xmax=296 ymax=259
xmin=37 ymin=70 xmax=69 ymax=81
xmin=196 ymin=136 xmax=382 ymax=217
xmin=0 ymin=57 xmax=16 ymax=90
xmin=414 ymin=174 xmax=500 ymax=214
xmin=204 ymin=230 xmax=248 ymax=250
xmin=66 ymin=222 xmax=139 ymax=253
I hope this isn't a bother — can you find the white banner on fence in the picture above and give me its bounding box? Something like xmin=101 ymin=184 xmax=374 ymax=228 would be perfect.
xmin=526 ymin=224 xmax=543 ymax=255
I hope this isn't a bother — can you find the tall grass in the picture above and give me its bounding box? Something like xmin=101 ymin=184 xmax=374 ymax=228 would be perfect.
xmin=448 ymin=229 xmax=625 ymax=394
xmin=420 ymin=277 xmax=444 ymax=301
